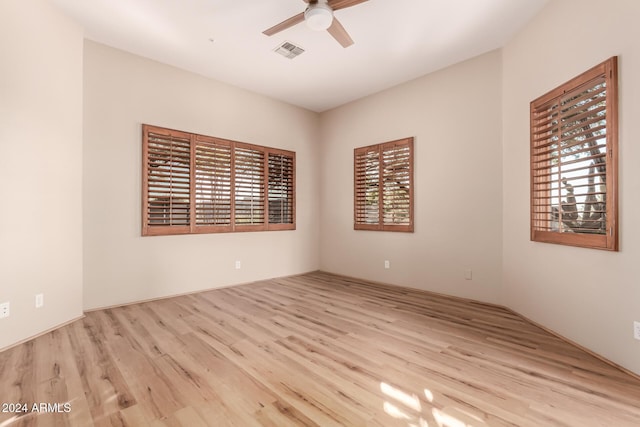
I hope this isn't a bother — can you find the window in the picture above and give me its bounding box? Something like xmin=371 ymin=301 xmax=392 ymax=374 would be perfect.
xmin=142 ymin=125 xmax=295 ymax=236
xmin=354 ymin=137 xmax=414 ymax=232
xmin=530 ymin=57 xmax=618 ymax=250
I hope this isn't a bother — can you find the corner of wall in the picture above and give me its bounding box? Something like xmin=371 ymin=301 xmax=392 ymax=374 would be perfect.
xmin=0 ymin=0 xmax=84 ymax=350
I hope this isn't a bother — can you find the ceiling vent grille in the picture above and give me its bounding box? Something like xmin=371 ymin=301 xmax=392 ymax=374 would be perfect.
xmin=274 ymin=41 xmax=305 ymax=59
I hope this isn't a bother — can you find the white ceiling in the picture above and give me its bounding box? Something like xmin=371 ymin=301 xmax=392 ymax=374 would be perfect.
xmin=52 ymin=0 xmax=548 ymax=112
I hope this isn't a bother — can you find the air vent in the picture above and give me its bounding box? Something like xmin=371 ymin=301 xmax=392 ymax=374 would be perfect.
xmin=274 ymin=41 xmax=305 ymax=59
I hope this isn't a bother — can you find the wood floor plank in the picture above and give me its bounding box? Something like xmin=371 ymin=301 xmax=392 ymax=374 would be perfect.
xmin=2 ymin=271 xmax=640 ymax=426
xmin=253 ymin=400 xmax=320 ymax=427
xmin=33 ymin=329 xmax=92 ymax=427
xmin=65 ymin=317 xmax=135 ymax=423
xmin=0 ymin=344 xmax=39 ymax=427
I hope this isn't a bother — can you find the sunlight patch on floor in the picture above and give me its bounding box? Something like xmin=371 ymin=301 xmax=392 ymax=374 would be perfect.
xmin=381 ymin=382 xmax=422 ymax=412
xmin=0 ymin=416 xmax=18 ymax=427
xmin=424 ymin=388 xmax=434 ymax=402
xmin=383 ymin=401 xmax=413 ymax=420
xmin=381 ymin=383 xmax=488 ymax=427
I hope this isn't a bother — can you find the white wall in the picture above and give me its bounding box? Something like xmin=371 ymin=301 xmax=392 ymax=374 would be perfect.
xmin=502 ymin=0 xmax=640 ymax=374
xmin=0 ymin=0 xmax=84 ymax=349
xmin=83 ymin=41 xmax=320 ymax=309
xmin=319 ymin=50 xmax=503 ymax=304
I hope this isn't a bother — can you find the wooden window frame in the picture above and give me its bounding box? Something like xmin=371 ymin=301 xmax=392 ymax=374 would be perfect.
xmin=142 ymin=124 xmax=295 ymax=236
xmin=354 ymin=137 xmax=414 ymax=232
xmin=530 ymin=57 xmax=618 ymax=251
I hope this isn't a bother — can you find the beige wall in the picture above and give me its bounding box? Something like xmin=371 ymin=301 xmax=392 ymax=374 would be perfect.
xmin=83 ymin=41 xmax=320 ymax=309
xmin=319 ymin=50 xmax=504 ymax=304
xmin=502 ymin=0 xmax=640 ymax=374
xmin=0 ymin=0 xmax=84 ymax=349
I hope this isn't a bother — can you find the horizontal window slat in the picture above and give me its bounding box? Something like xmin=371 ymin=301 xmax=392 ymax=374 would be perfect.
xmin=561 ymin=101 xmax=606 ymax=125
xmin=561 ymin=82 xmax=606 ymax=107
xmin=534 ymin=135 xmax=605 ymax=158
xmin=532 ymin=153 xmax=606 ymax=171
xmin=532 ymin=114 xmax=559 ymax=135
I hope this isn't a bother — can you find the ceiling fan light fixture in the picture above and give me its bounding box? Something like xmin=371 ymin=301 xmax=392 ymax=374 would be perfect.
xmin=304 ymin=3 xmax=334 ymax=31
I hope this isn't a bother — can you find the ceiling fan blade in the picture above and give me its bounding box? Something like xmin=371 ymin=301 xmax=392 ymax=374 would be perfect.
xmin=263 ymin=12 xmax=305 ymax=36
xmin=327 ymin=17 xmax=354 ymax=48
xmin=328 ymin=0 xmax=368 ymax=11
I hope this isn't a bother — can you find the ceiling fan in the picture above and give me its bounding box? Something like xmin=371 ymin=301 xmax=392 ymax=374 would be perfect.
xmin=263 ymin=0 xmax=369 ymax=48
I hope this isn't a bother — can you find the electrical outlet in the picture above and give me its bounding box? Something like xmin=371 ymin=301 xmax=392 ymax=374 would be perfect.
xmin=0 ymin=302 xmax=9 ymax=319
xmin=235 ymin=260 xmax=241 ymax=270
xmin=464 ymin=269 xmax=473 ymax=280
xmin=35 ymin=293 xmax=44 ymax=308
xmin=384 ymin=260 xmax=390 ymax=269
xmin=634 ymin=321 xmax=640 ymax=341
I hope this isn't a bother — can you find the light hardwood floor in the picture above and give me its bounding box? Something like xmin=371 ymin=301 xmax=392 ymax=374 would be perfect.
xmin=1 ymin=271 xmax=640 ymax=426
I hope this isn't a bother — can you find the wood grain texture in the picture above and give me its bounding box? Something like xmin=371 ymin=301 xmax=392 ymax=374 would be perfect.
xmin=1 ymin=271 xmax=640 ymax=426
xmin=327 ymin=18 xmax=354 ymax=48
xmin=262 ymin=13 xmax=305 ymax=36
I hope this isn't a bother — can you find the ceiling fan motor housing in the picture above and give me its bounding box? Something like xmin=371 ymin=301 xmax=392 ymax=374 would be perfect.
xmin=305 ymin=2 xmax=334 ymax=31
